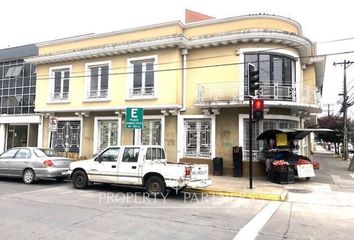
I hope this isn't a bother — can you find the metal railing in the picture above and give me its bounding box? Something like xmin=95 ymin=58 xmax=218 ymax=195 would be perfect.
xmin=129 ymin=87 xmax=155 ymax=98
xmin=197 ymin=82 xmax=321 ymax=105
xmin=50 ymin=92 xmax=69 ymax=101
xmin=86 ymin=90 xmax=108 ymax=99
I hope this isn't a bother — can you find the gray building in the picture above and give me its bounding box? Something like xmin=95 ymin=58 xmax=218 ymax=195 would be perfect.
xmin=0 ymin=44 xmax=40 ymax=152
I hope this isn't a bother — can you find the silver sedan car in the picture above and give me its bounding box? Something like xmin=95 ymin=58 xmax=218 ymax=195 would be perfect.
xmin=0 ymin=147 xmax=72 ymax=184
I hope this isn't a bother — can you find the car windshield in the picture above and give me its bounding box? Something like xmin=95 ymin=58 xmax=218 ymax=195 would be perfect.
xmin=34 ymin=149 xmax=61 ymax=158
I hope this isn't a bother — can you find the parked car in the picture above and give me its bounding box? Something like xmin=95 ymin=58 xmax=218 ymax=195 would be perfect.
xmin=340 ymin=143 xmax=354 ymax=153
xmin=69 ymin=145 xmax=211 ymax=197
xmin=0 ymin=147 xmax=71 ymax=184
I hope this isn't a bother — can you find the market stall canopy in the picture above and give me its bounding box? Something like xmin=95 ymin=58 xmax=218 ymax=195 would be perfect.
xmin=256 ymin=128 xmax=333 ymax=140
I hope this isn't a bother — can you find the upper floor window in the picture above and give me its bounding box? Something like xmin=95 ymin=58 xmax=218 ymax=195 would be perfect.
xmin=0 ymin=61 xmax=36 ymax=114
xmin=85 ymin=61 xmax=110 ymax=100
xmin=244 ymin=53 xmax=296 ymax=99
xmin=128 ymin=57 xmax=156 ymax=98
xmin=49 ymin=66 xmax=71 ymax=102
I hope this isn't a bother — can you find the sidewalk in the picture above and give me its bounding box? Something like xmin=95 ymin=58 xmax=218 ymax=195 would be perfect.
xmin=187 ymin=145 xmax=354 ymax=205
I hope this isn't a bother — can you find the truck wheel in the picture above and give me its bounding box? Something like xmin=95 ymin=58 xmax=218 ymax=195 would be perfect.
xmin=145 ymin=176 xmax=166 ymax=198
xmin=72 ymin=170 xmax=88 ymax=189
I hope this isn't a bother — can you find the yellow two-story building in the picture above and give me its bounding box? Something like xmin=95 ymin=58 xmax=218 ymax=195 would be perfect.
xmin=27 ymin=13 xmax=325 ymax=176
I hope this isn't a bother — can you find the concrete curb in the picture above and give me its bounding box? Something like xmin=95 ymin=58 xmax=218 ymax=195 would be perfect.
xmin=185 ymin=188 xmax=288 ymax=202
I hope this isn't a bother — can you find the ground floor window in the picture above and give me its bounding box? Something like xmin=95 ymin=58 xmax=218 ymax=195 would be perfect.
xmin=184 ymin=119 xmax=211 ymax=157
xmin=243 ymin=118 xmax=298 ymax=159
xmin=134 ymin=118 xmax=163 ymax=146
xmin=97 ymin=120 xmax=119 ymax=152
xmin=52 ymin=121 xmax=80 ymax=153
xmin=141 ymin=119 xmax=161 ymax=145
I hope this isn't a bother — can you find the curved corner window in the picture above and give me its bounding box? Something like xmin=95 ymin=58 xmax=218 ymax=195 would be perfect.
xmin=244 ymin=53 xmax=296 ymax=100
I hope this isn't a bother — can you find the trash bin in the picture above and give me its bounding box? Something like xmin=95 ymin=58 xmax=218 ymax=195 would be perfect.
xmin=213 ymin=157 xmax=223 ymax=176
xmin=233 ymin=146 xmax=243 ymax=177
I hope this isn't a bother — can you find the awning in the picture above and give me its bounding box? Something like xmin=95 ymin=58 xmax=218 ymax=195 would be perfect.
xmin=256 ymin=128 xmax=333 ymax=141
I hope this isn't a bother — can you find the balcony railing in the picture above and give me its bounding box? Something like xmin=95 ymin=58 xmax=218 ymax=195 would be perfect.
xmin=50 ymin=92 xmax=69 ymax=101
xmin=197 ymin=82 xmax=321 ymax=106
xmin=129 ymin=87 xmax=155 ymax=98
xmin=86 ymin=89 xmax=108 ymax=99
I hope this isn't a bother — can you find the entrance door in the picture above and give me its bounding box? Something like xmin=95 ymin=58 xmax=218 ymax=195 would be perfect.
xmin=7 ymin=125 xmax=28 ymax=149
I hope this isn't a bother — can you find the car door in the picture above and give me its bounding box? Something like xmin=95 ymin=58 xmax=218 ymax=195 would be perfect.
xmin=0 ymin=148 xmax=20 ymax=176
xmin=118 ymin=147 xmax=141 ymax=185
xmin=11 ymin=148 xmax=32 ymax=176
xmin=88 ymin=147 xmax=120 ymax=183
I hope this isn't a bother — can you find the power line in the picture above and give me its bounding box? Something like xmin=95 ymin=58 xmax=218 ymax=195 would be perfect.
xmin=10 ymin=34 xmax=354 ymax=77
xmin=1 ymin=38 xmax=354 ymax=82
xmin=30 ymin=48 xmax=354 ymax=82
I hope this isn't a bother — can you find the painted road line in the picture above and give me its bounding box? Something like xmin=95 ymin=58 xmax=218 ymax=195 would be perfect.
xmin=233 ymin=201 xmax=281 ymax=240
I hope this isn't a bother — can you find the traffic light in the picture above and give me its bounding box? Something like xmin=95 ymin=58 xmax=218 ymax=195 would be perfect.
xmin=248 ymin=63 xmax=260 ymax=96
xmin=253 ymin=98 xmax=264 ymax=121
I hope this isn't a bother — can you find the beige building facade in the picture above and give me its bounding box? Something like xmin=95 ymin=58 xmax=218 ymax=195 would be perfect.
xmin=27 ymin=14 xmax=325 ymax=176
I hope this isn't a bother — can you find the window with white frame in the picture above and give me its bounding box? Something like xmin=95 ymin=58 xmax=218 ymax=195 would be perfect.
xmin=129 ymin=58 xmax=155 ymax=97
xmin=141 ymin=119 xmax=161 ymax=145
xmin=86 ymin=63 xmax=109 ymax=99
xmin=134 ymin=119 xmax=162 ymax=145
xmin=50 ymin=68 xmax=70 ymax=101
xmin=97 ymin=120 xmax=119 ymax=152
xmin=184 ymin=119 xmax=211 ymax=157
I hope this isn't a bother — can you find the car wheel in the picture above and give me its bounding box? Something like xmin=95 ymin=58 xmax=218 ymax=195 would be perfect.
xmin=72 ymin=170 xmax=88 ymax=189
xmin=145 ymin=175 xmax=166 ymax=198
xmin=23 ymin=169 xmax=35 ymax=184
xmin=55 ymin=177 xmax=67 ymax=183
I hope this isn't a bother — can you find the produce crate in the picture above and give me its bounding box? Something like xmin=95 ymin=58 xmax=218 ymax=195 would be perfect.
xmin=271 ymin=165 xmax=294 ymax=184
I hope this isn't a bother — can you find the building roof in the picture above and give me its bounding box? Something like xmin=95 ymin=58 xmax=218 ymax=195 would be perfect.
xmin=0 ymin=44 xmax=38 ymax=61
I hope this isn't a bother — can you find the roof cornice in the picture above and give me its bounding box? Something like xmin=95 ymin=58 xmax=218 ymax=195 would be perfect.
xmin=36 ymin=21 xmax=184 ymax=47
xmin=35 ymin=14 xmax=303 ymax=48
xmin=185 ymin=14 xmax=303 ymax=35
xmin=26 ymin=30 xmax=312 ymax=65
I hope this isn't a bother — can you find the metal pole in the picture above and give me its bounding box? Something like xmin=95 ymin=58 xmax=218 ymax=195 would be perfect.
xmin=249 ymin=97 xmax=253 ymax=189
xmin=344 ymin=60 xmax=348 ymax=161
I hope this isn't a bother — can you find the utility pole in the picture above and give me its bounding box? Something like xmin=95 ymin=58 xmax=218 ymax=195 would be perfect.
xmin=333 ymin=60 xmax=354 ymax=161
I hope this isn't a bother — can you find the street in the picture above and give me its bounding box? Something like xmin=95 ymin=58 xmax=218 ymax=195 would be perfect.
xmin=1 ymin=162 xmax=354 ymax=240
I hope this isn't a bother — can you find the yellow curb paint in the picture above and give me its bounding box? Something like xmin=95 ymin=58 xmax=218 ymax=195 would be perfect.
xmin=185 ymin=188 xmax=288 ymax=202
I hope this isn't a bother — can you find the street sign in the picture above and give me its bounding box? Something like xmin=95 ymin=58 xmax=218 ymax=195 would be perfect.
xmin=49 ymin=116 xmax=58 ymax=132
xmin=125 ymin=107 xmax=143 ymax=129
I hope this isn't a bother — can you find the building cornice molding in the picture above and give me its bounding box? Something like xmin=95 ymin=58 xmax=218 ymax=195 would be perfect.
xmin=35 ymin=14 xmax=302 ymax=48
xmin=34 ymin=104 xmax=182 ymax=113
xmin=27 ymin=30 xmax=312 ymax=64
xmin=36 ymin=21 xmax=184 ymax=47
xmin=185 ymin=14 xmax=303 ymax=35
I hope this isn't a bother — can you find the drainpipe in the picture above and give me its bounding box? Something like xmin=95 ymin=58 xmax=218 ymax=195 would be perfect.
xmin=180 ymin=48 xmax=188 ymax=112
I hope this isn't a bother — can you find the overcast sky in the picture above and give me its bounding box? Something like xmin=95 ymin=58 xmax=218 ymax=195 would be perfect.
xmin=1 ymin=0 xmax=354 ymax=117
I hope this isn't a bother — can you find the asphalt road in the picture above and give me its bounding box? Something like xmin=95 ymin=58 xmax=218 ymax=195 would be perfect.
xmin=0 ymin=177 xmax=353 ymax=240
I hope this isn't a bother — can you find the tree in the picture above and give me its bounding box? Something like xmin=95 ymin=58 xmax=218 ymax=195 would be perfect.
xmin=317 ymin=115 xmax=342 ymax=154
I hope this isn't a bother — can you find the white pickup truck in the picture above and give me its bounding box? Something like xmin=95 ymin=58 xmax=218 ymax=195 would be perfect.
xmin=69 ymin=145 xmax=211 ymax=196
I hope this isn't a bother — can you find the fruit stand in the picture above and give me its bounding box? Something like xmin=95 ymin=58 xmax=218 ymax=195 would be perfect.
xmin=257 ymin=128 xmax=331 ymax=184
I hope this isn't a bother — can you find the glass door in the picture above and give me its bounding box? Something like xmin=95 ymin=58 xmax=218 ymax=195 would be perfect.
xmin=7 ymin=125 xmax=28 ymax=149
